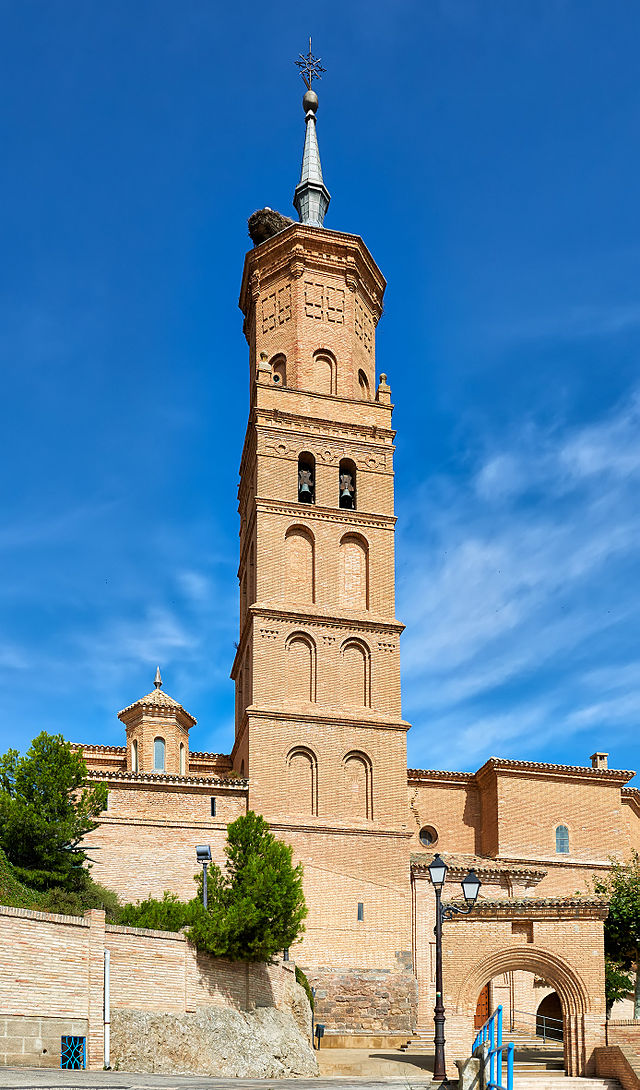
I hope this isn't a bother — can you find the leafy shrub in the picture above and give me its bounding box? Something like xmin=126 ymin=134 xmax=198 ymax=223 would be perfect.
xmin=119 ymin=891 xmax=200 ymax=931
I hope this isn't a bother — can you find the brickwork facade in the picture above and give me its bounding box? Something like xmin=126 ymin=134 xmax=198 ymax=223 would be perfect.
xmin=65 ymin=222 xmax=640 ymax=1073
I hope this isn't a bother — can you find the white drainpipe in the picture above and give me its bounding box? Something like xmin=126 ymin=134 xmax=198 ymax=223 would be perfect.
xmin=103 ymin=949 xmax=111 ymax=1069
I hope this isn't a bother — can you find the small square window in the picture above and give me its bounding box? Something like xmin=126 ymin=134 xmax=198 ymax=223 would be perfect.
xmin=357 ymin=902 xmax=364 ymax=922
xmin=210 ymin=798 xmax=216 ymax=817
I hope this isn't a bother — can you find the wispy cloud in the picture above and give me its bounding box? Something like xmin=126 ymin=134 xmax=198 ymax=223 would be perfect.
xmin=399 ymin=388 xmax=640 ymax=772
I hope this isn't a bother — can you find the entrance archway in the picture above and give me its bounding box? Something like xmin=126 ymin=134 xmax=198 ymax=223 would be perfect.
xmin=537 ymin=992 xmax=563 ymax=1041
xmin=455 ymin=946 xmax=592 ymax=1076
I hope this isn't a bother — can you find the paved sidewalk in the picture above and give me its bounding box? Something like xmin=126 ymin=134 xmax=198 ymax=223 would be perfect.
xmin=0 ymin=1069 xmax=443 ymax=1090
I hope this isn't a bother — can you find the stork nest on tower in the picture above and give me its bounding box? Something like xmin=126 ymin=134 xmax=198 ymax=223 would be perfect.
xmin=248 ymin=208 xmax=294 ymax=245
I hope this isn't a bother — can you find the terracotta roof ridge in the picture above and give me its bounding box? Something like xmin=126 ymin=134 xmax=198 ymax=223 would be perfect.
xmin=189 ymin=751 xmax=232 ymax=761
xmin=71 ymin=743 xmax=127 ymax=754
xmin=411 ymin=853 xmax=547 ymax=878
xmin=408 ymin=768 xmax=474 ymax=781
xmin=84 ymin=769 xmax=247 ymax=788
xmin=477 ymin=756 xmax=635 ymax=780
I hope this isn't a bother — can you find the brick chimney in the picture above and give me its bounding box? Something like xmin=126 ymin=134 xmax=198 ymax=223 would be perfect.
xmin=590 ymin=752 xmax=608 ymax=770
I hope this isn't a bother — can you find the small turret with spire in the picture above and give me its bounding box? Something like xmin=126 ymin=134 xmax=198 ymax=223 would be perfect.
xmin=293 ymin=38 xmax=331 ymax=228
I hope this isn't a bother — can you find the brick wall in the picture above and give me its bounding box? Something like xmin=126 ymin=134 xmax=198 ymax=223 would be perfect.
xmin=0 ymin=905 xmax=295 ymax=1070
xmin=607 ymin=1022 xmax=640 ymax=1054
xmin=595 ymin=1045 xmax=640 ymax=1090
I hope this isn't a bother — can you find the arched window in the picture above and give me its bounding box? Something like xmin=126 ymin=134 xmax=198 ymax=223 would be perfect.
xmin=312 ymin=350 xmax=336 ymax=395
xmin=271 ymin=354 xmax=286 ymax=386
xmin=286 ymin=632 xmax=317 ymax=703
xmin=154 ymin=737 xmax=165 ymax=772
xmin=339 ymin=458 xmax=356 ymax=509
xmin=340 ymin=638 xmax=371 ymax=707
xmin=343 ymin=750 xmax=373 ymax=820
xmin=358 ymin=369 xmax=370 ymax=399
xmin=555 ymin=825 xmax=569 ymax=854
xmin=339 ymin=533 xmax=369 ymax=610
xmin=285 ymin=526 xmax=315 ymax=603
xmin=298 ymin=452 xmax=315 ymax=504
xmin=131 ymin=739 xmax=138 ymax=773
xmin=287 ymin=746 xmax=318 ymax=816
xmin=179 ymin=743 xmax=185 ymax=775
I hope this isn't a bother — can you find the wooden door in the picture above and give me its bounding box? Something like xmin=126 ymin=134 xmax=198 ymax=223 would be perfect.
xmin=474 ymin=984 xmax=490 ymax=1030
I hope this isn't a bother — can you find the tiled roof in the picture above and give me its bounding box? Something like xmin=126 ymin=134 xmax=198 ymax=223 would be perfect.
xmin=409 ymin=757 xmax=635 ymax=783
xmin=118 ymin=687 xmax=196 ymax=726
xmin=477 ymin=756 xmax=635 ymax=781
xmin=411 ymin=852 xmax=547 ymax=879
xmin=85 ymin=769 xmax=247 ymax=789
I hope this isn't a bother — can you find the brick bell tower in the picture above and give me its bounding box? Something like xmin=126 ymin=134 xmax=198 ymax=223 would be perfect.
xmin=231 ymin=55 xmax=414 ymax=1002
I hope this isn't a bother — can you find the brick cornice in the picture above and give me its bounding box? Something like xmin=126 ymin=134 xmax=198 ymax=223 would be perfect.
xmin=408 ymin=768 xmax=474 ymax=785
xmin=255 ymin=498 xmax=396 ymax=529
xmin=245 ymin=704 xmax=410 ymax=732
xmin=250 ymin=605 xmax=404 ymax=635
xmin=443 ymin=897 xmax=609 ymax=921
xmin=265 ymin=819 xmax=413 ymax=840
xmin=85 ymin=769 xmax=247 ymax=790
xmin=411 ymin=854 xmax=547 ymax=881
xmin=474 ymin=755 xmax=635 ymax=787
xmin=256 ymin=408 xmax=395 ymax=446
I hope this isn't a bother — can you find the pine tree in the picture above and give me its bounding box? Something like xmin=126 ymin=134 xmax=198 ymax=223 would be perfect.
xmin=188 ymin=810 xmax=307 ymax=962
xmin=0 ymin=731 xmax=107 ymax=893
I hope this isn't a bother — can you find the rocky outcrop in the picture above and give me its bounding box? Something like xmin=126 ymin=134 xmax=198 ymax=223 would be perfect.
xmin=110 ymin=990 xmax=318 ymax=1078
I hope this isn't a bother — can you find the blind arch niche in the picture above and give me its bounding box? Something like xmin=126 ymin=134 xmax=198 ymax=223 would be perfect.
xmin=285 ymin=525 xmax=315 ymax=603
xmin=339 ymin=533 xmax=369 ymax=610
xmin=285 ymin=632 xmax=317 ymax=703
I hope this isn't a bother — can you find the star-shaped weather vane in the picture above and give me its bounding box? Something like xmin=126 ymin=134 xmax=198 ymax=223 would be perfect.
xmin=295 ymin=37 xmax=326 ymax=90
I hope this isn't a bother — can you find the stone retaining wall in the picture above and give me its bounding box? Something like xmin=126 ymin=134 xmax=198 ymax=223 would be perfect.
xmin=306 ymin=965 xmax=417 ymax=1040
xmin=0 ymin=904 xmax=303 ymax=1071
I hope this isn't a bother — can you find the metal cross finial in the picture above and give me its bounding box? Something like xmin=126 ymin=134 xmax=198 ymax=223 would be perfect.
xmin=295 ymin=36 xmax=326 ymax=90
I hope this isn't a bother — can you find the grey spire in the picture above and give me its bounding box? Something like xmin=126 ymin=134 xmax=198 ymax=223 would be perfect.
xmin=293 ymin=40 xmax=330 ymax=228
xmin=154 ymin=666 xmax=162 ymax=689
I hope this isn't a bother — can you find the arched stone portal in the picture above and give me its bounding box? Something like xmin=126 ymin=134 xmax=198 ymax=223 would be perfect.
xmin=412 ymin=865 xmax=608 ymax=1079
xmin=440 ymin=901 xmax=608 ymax=1076
xmin=455 ymin=945 xmax=591 ymax=1075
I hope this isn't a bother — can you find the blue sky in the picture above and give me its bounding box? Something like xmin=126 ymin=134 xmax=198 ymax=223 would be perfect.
xmin=1 ymin=0 xmax=639 ymax=775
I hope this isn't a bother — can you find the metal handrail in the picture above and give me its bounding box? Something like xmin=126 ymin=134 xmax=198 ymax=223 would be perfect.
xmin=473 ymin=1005 xmax=514 ymax=1090
xmin=511 ymin=1007 xmax=564 ymax=1043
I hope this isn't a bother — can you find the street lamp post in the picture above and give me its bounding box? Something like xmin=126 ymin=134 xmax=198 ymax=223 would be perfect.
xmin=427 ymin=853 xmax=482 ymax=1082
xmin=195 ymin=844 xmax=212 ymax=908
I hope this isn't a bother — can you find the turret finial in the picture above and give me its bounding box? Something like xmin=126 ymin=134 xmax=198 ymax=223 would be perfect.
xmin=154 ymin=666 xmax=162 ymax=689
xmin=293 ymin=38 xmax=331 ymax=228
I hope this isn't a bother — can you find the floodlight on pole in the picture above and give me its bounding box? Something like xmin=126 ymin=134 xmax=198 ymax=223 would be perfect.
xmin=196 ymin=845 xmax=212 ymax=909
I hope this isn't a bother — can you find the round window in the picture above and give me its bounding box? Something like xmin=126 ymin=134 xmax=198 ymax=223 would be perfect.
xmin=419 ymin=825 xmax=438 ymax=847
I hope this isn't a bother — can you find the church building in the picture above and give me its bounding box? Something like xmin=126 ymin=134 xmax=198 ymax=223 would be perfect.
xmin=76 ymin=63 xmax=640 ymax=1076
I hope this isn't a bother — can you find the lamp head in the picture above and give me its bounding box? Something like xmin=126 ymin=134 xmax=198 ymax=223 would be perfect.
xmin=427 ymin=852 xmax=448 ymax=890
xmin=196 ymin=844 xmax=212 ymax=864
xmin=461 ymin=868 xmax=481 ymax=906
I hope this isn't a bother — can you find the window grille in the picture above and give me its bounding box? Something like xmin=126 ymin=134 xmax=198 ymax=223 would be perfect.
xmin=61 ymin=1036 xmax=86 ymax=1069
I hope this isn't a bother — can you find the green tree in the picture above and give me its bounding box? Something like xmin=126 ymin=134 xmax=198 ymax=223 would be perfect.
xmin=604 ymin=957 xmax=634 ymax=1015
xmin=595 ymin=852 xmax=640 ymax=1018
xmin=0 ymin=731 xmax=107 ymax=893
xmin=187 ymin=810 xmax=307 ymax=962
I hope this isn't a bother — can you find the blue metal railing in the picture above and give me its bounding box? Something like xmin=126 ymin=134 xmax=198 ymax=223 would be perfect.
xmin=473 ymin=1005 xmax=514 ymax=1090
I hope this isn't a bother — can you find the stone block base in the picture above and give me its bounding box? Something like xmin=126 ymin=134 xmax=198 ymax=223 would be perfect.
xmin=304 ymin=965 xmax=418 ymax=1036
xmin=0 ymin=1015 xmax=89 ymax=1068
